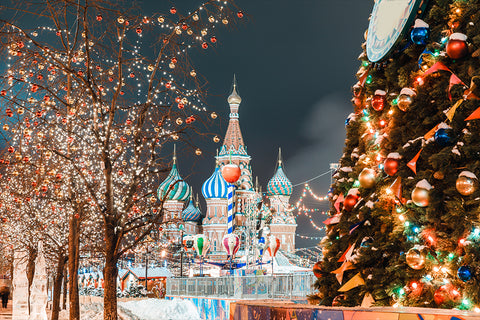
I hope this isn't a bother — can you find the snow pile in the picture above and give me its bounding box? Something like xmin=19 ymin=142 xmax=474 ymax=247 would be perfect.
xmin=59 ymin=309 xmax=103 ymax=320
xmin=119 ymin=298 xmax=201 ymax=320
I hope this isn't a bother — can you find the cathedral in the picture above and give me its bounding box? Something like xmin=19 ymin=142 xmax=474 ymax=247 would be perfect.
xmin=157 ymin=77 xmax=297 ymax=260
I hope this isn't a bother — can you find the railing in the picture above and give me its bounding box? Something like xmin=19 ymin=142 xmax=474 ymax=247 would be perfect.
xmin=166 ymin=272 xmax=316 ymax=300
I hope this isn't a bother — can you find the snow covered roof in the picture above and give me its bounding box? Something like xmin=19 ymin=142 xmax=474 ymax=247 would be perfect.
xmin=124 ymin=267 xmax=173 ymax=280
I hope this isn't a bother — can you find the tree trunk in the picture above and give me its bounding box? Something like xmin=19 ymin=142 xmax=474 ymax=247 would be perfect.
xmin=51 ymin=252 xmax=66 ymax=320
xmin=103 ymin=224 xmax=119 ymax=320
xmin=62 ymin=264 xmax=67 ymax=310
xmin=26 ymin=246 xmax=37 ymax=314
xmin=68 ymin=216 xmax=80 ymax=320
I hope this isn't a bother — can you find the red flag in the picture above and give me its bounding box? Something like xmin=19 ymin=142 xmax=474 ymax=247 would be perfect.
xmin=324 ymin=213 xmax=341 ymax=225
xmin=338 ymin=244 xmax=354 ymax=263
xmin=407 ymin=149 xmax=422 ymax=174
xmin=423 ymin=61 xmax=451 ymax=76
xmin=465 ymin=106 xmax=480 ymax=121
xmin=449 ymin=73 xmax=467 ymax=100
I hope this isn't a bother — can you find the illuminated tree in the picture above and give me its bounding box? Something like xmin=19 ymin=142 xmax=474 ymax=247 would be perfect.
xmin=0 ymin=0 xmax=243 ymax=319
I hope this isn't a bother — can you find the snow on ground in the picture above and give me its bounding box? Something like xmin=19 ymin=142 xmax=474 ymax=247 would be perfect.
xmin=119 ymin=298 xmax=200 ymax=320
xmin=59 ymin=308 xmax=103 ymax=320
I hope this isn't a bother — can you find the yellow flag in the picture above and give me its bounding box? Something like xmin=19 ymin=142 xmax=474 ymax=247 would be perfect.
xmin=338 ymin=272 xmax=365 ymax=292
xmin=445 ymin=99 xmax=463 ymax=121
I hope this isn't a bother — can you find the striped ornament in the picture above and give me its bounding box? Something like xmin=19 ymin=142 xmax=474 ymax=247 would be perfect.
xmin=222 ymin=233 xmax=240 ymax=257
xmin=267 ymin=164 xmax=293 ymax=196
xmin=227 ymin=185 xmax=235 ymax=234
xmin=202 ymin=167 xmax=229 ymax=199
xmin=157 ymin=163 xmax=191 ymax=201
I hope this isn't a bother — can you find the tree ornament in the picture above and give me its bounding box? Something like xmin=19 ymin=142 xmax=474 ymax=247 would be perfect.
xmin=383 ymin=153 xmax=401 ymax=176
xmin=411 ymin=179 xmax=431 ymax=207
xmin=202 ymin=42 xmax=208 ymax=49
xmin=210 ymin=112 xmax=217 ymax=119
xmin=405 ymin=247 xmax=425 ymax=270
xmin=410 ymin=19 xmax=429 ymax=45
xmin=222 ymin=18 xmax=229 ymax=25
xmin=446 ymin=33 xmax=468 ymax=60
xmin=96 ymin=14 xmax=103 ymax=21
xmin=221 ymin=164 xmax=241 ymax=183
xmin=213 ymin=136 xmax=220 ymax=143
xmin=358 ymin=168 xmax=376 ymax=188
xmin=434 ymin=284 xmax=461 ymax=306
xmin=458 ymin=265 xmax=473 ymax=282
xmin=397 ymin=88 xmax=415 ymax=112
xmin=237 ymin=11 xmax=244 ymax=18
xmin=195 ymin=148 xmax=202 ymax=156
xmin=343 ymin=194 xmax=358 ymax=212
xmin=456 ymin=171 xmax=477 ymax=196
xmin=210 ymin=36 xmax=217 ymax=43
xmin=170 ymin=7 xmax=177 ymax=14
xmin=117 ymin=16 xmax=125 ymax=24
xmin=332 ymin=294 xmax=346 ymax=307
xmin=192 ymin=14 xmax=199 ymax=21
xmin=157 ymin=16 xmax=165 ymax=23
xmin=313 ymin=261 xmax=323 ymax=278
xmin=371 ymin=90 xmax=386 ymax=111
xmin=434 ymin=127 xmax=452 ymax=147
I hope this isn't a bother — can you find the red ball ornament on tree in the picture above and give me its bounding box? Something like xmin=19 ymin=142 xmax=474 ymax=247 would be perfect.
xmin=343 ymin=194 xmax=358 ymax=212
xmin=237 ymin=11 xmax=244 ymax=18
xmin=371 ymin=90 xmax=386 ymax=111
xmin=221 ymin=163 xmax=241 ymax=183
xmin=446 ymin=33 xmax=468 ymax=60
xmin=96 ymin=14 xmax=103 ymax=21
xmin=313 ymin=261 xmax=323 ymax=278
xmin=170 ymin=7 xmax=177 ymax=14
xmin=383 ymin=153 xmax=400 ymax=176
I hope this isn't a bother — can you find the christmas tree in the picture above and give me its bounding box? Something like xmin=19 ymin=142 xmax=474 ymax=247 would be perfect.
xmin=315 ymin=0 xmax=480 ymax=310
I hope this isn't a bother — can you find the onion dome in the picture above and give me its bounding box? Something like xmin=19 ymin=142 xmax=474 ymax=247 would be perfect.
xmin=267 ymin=148 xmax=293 ymax=196
xmin=227 ymin=74 xmax=242 ymax=105
xmin=157 ymin=146 xmax=191 ymax=201
xmin=202 ymin=166 xmax=229 ymax=199
xmin=182 ymin=192 xmax=202 ymax=222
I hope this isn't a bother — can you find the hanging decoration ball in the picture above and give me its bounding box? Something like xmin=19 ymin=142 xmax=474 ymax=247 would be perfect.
xmin=383 ymin=153 xmax=401 ymax=176
xmin=446 ymin=33 xmax=468 ymax=60
xmin=332 ymin=294 xmax=346 ymax=307
xmin=312 ymin=261 xmax=323 ymax=278
xmin=405 ymin=248 xmax=425 ymax=270
xmin=170 ymin=7 xmax=177 ymax=14
xmin=433 ymin=286 xmax=448 ymax=306
xmin=96 ymin=14 xmax=103 ymax=21
xmin=213 ymin=135 xmax=220 ymax=143
xmin=221 ymin=163 xmax=241 ymax=183
xmin=434 ymin=284 xmax=461 ymax=305
xmin=434 ymin=127 xmax=452 ymax=147
xmin=458 ymin=265 xmax=473 ymax=282
xmin=210 ymin=112 xmax=217 ymax=119
xmin=358 ymin=168 xmax=376 ymax=188
xmin=456 ymin=171 xmax=478 ymax=196
xmin=195 ymin=148 xmax=202 ymax=156
xmin=117 ymin=16 xmax=125 ymax=24
xmin=237 ymin=11 xmax=244 ymax=18
xmin=343 ymin=194 xmax=358 ymax=212
xmin=397 ymin=88 xmax=416 ymax=112
xmin=411 ymin=179 xmax=431 ymax=207
xmin=371 ymin=90 xmax=386 ymax=111
xmin=410 ymin=19 xmax=429 ymax=45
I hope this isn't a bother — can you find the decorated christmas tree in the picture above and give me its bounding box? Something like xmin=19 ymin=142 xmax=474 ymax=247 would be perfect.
xmin=315 ymin=0 xmax=480 ymax=309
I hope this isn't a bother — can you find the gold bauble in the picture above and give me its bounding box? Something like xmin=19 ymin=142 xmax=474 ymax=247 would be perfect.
xmin=213 ymin=135 xmax=220 ymax=143
xmin=411 ymin=187 xmax=429 ymax=207
xmin=176 ymin=118 xmax=183 ymax=125
xmin=192 ymin=14 xmax=199 ymax=21
xmin=358 ymin=168 xmax=376 ymax=188
xmin=172 ymin=134 xmax=179 ymax=140
xmin=175 ymin=28 xmax=182 ymax=35
xmin=195 ymin=148 xmax=202 ymax=155
xmin=117 ymin=16 xmax=125 ymax=24
xmin=157 ymin=16 xmax=165 ymax=23
xmin=208 ymin=16 xmax=215 ymax=23
xmin=201 ymin=29 xmax=207 ymax=36
xmin=456 ymin=175 xmax=477 ymax=196
xmin=406 ymin=248 xmax=425 ymax=270
xmin=210 ymin=112 xmax=217 ymax=119
xmin=3 ymin=124 xmax=9 ymax=131
xmin=147 ymin=65 xmax=154 ymax=72
xmin=190 ymin=70 xmax=197 ymax=77
xmin=222 ymin=18 xmax=229 ymax=25
xmin=187 ymin=29 xmax=193 ymax=35
xmin=169 ymin=63 xmax=175 ymax=69
xmin=397 ymin=94 xmax=413 ymax=112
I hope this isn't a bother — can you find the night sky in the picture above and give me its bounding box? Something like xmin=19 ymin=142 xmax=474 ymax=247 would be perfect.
xmin=141 ymin=0 xmax=373 ymax=248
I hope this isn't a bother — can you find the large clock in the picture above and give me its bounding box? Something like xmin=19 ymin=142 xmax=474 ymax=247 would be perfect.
xmin=366 ymin=0 xmax=428 ymax=62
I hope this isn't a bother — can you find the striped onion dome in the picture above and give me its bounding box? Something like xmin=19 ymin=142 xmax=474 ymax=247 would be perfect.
xmin=267 ymin=151 xmax=293 ymax=196
xmin=182 ymin=195 xmax=202 ymax=222
xmin=202 ymin=166 xmax=229 ymax=199
xmin=157 ymin=153 xmax=191 ymax=201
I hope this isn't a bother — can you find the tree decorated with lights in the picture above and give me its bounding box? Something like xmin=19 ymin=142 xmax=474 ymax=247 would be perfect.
xmin=0 ymin=0 xmax=243 ymax=319
xmin=315 ymin=0 xmax=480 ymax=310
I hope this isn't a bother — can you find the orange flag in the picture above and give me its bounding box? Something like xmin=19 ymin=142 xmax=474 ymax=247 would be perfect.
xmin=338 ymin=272 xmax=365 ymax=292
xmin=338 ymin=244 xmax=354 ymax=262
xmin=424 ymin=124 xmax=440 ymax=140
xmin=423 ymin=61 xmax=451 ymax=76
xmin=331 ymin=260 xmax=355 ymax=284
xmin=465 ymin=106 xmax=480 ymax=121
xmin=407 ymin=149 xmax=422 ymax=174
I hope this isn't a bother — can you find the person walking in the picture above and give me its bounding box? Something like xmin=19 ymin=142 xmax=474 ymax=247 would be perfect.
xmin=0 ymin=286 xmax=9 ymax=308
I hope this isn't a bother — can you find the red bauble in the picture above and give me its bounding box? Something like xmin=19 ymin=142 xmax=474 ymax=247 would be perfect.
xmin=343 ymin=194 xmax=358 ymax=212
xmin=371 ymin=94 xmax=386 ymax=111
xmin=210 ymin=36 xmax=217 ymax=43
xmin=313 ymin=261 xmax=323 ymax=278
xmin=383 ymin=157 xmax=399 ymax=176
xmin=96 ymin=14 xmax=103 ymax=21
xmin=434 ymin=284 xmax=461 ymax=306
xmin=221 ymin=164 xmax=241 ymax=183
xmin=237 ymin=11 xmax=244 ymax=18
xmin=446 ymin=40 xmax=468 ymax=60
xmin=170 ymin=7 xmax=177 ymax=14
xmin=202 ymin=42 xmax=208 ymax=49
xmin=136 ymin=27 xmax=142 ymax=34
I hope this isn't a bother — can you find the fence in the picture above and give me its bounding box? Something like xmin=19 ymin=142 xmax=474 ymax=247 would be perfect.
xmin=166 ymin=272 xmax=316 ymax=300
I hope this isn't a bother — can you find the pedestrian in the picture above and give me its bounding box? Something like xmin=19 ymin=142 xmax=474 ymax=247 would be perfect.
xmin=0 ymin=286 xmax=9 ymax=308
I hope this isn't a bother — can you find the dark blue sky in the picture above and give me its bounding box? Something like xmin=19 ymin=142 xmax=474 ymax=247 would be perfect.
xmin=141 ymin=0 xmax=373 ymax=248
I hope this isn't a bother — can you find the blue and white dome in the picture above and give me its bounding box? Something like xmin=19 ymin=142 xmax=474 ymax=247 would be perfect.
xmin=267 ymin=163 xmax=293 ymax=196
xmin=202 ymin=166 xmax=229 ymax=199
xmin=182 ymin=197 xmax=202 ymax=222
xmin=157 ymin=155 xmax=191 ymax=201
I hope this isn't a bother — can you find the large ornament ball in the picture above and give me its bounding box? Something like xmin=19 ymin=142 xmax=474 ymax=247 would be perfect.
xmin=446 ymin=39 xmax=468 ymax=60
xmin=313 ymin=261 xmax=323 ymax=278
xmin=411 ymin=187 xmax=429 ymax=207
xmin=383 ymin=157 xmax=399 ymax=176
xmin=434 ymin=128 xmax=452 ymax=147
xmin=371 ymin=94 xmax=386 ymax=111
xmin=343 ymin=194 xmax=358 ymax=212
xmin=359 ymin=168 xmax=376 ymax=188
xmin=221 ymin=164 xmax=241 ymax=183
xmin=410 ymin=27 xmax=429 ymax=45
xmin=397 ymin=94 xmax=413 ymax=112
xmin=332 ymin=294 xmax=346 ymax=307
xmin=456 ymin=175 xmax=477 ymax=196
xmin=458 ymin=265 xmax=473 ymax=282
xmin=405 ymin=248 xmax=425 ymax=270
xmin=434 ymin=286 xmax=448 ymax=306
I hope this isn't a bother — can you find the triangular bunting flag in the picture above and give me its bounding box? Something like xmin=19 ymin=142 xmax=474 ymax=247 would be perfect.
xmin=331 ymin=260 xmax=355 ymax=284
xmin=388 ymin=177 xmax=402 ymax=201
xmin=334 ymin=193 xmax=344 ymax=213
xmin=338 ymin=272 xmax=365 ymax=292
xmin=423 ymin=61 xmax=451 ymax=76
xmin=407 ymin=149 xmax=422 ymax=174
xmin=445 ymin=99 xmax=463 ymax=121
xmin=338 ymin=244 xmax=354 ymax=262
xmin=449 ymin=73 xmax=467 ymax=100
xmin=359 ymin=72 xmax=368 ymax=87
xmin=324 ymin=213 xmax=342 ymax=225
xmin=361 ymin=292 xmax=375 ymax=307
xmin=424 ymin=124 xmax=440 ymax=140
xmin=465 ymin=106 xmax=480 ymax=121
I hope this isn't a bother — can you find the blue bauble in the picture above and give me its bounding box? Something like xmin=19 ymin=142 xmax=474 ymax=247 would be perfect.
xmin=345 ymin=117 xmax=351 ymax=126
xmin=360 ymin=237 xmax=373 ymax=248
xmin=457 ymin=266 xmax=473 ymax=282
xmin=434 ymin=128 xmax=452 ymax=147
xmin=411 ymin=27 xmax=429 ymax=45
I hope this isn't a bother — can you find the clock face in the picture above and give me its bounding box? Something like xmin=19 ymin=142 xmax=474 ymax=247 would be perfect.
xmin=366 ymin=0 xmax=427 ymax=62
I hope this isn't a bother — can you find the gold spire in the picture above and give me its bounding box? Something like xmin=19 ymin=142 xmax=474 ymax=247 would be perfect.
xmin=173 ymin=144 xmax=177 ymax=164
xmin=227 ymin=74 xmax=242 ymax=105
xmin=278 ymin=147 xmax=283 ymax=166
